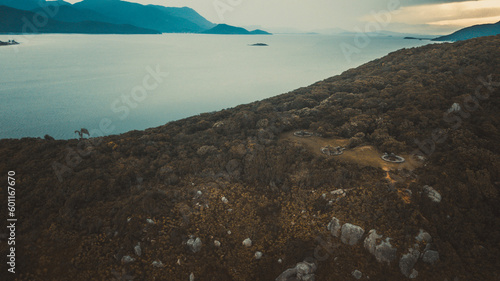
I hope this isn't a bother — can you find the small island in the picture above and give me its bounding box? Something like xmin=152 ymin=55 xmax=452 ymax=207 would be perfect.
xmin=404 ymin=36 xmax=432 ymax=40
xmin=249 ymin=43 xmax=268 ymax=46
xmin=202 ymin=24 xmax=271 ymax=35
xmin=0 ymin=40 xmax=19 ymax=46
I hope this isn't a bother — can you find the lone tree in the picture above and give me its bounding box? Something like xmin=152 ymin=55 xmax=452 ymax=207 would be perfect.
xmin=74 ymin=128 xmax=90 ymax=139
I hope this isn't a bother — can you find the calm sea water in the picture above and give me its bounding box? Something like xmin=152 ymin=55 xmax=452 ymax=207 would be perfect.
xmin=0 ymin=34 xmax=432 ymax=139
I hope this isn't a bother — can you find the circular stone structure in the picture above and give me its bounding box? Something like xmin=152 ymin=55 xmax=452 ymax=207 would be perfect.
xmin=381 ymin=153 xmax=405 ymax=163
xmin=293 ymin=130 xmax=314 ymax=137
xmin=321 ymin=146 xmax=345 ymax=156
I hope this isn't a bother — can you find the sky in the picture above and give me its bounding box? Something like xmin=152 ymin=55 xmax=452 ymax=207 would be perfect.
xmin=63 ymin=0 xmax=500 ymax=35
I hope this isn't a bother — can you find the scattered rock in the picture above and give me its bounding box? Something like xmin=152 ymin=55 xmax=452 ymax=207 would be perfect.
xmin=195 ymin=190 xmax=203 ymax=198
xmin=409 ymin=269 xmax=418 ymax=279
xmin=447 ymin=103 xmax=461 ymax=113
xmin=121 ymin=255 xmax=135 ymax=264
xmin=146 ymin=218 xmax=155 ymax=224
xmin=276 ymin=268 xmax=298 ymax=281
xmin=341 ymin=223 xmax=365 ymax=245
xmin=214 ymin=240 xmax=221 ymax=247
xmin=276 ymin=260 xmax=317 ymax=281
xmin=415 ymin=229 xmax=432 ymax=243
xmin=296 ymin=261 xmax=317 ymax=280
xmin=213 ymin=121 xmax=224 ymax=128
xmin=422 ymin=250 xmax=439 ymax=264
xmin=187 ymin=237 xmax=202 ymax=253
xmin=364 ymin=229 xmax=382 ymax=252
xmin=423 ymin=185 xmax=442 ymax=203
xmin=327 ymin=217 xmax=341 ymax=237
xmin=221 ymin=196 xmax=229 ymax=204
xmin=189 ymin=272 xmax=195 ymax=281
xmin=152 ymin=260 xmax=164 ymax=268
xmin=399 ymin=248 xmax=420 ymax=277
xmin=352 ymin=269 xmax=362 ymax=279
xmin=255 ymin=251 xmax=263 ymax=259
xmin=364 ymin=229 xmax=397 ymax=264
xmin=243 ymin=238 xmax=252 ymax=247
xmin=134 ymin=242 xmax=142 ymax=256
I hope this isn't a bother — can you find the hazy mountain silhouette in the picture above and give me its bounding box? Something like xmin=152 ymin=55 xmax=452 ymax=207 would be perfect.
xmin=433 ymin=21 xmax=500 ymax=41
xmin=202 ymin=24 xmax=271 ymax=35
xmin=0 ymin=0 xmax=70 ymax=10
xmin=0 ymin=0 xmax=272 ymax=35
xmin=0 ymin=5 xmax=160 ymax=34
xmin=31 ymin=4 xmax=113 ymax=24
xmin=73 ymin=0 xmax=214 ymax=33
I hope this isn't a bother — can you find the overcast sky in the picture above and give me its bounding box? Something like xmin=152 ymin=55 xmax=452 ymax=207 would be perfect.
xmin=65 ymin=0 xmax=500 ymax=35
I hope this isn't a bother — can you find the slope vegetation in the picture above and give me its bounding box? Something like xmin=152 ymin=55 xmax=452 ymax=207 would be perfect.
xmin=0 ymin=36 xmax=499 ymax=281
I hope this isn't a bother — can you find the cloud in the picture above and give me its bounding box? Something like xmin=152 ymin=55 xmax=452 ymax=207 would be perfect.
xmin=399 ymin=0 xmax=474 ymax=5
xmin=362 ymin=0 xmax=500 ymax=33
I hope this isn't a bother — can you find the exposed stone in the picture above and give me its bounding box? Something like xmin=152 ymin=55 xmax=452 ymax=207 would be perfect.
xmin=212 ymin=121 xmax=224 ymax=128
xmin=331 ymin=189 xmax=346 ymax=196
xmin=255 ymin=251 xmax=263 ymax=259
xmin=276 ymin=268 xmax=298 ymax=281
xmin=376 ymin=238 xmax=397 ymax=264
xmin=352 ymin=269 xmax=362 ymax=279
xmin=341 ymin=223 xmax=365 ymax=245
xmin=327 ymin=217 xmax=341 ymax=237
xmin=422 ymin=250 xmax=439 ymax=264
xmin=121 ymin=255 xmax=135 ymax=263
xmin=152 ymin=260 xmax=164 ymax=268
xmin=276 ymin=260 xmax=317 ymax=281
xmin=243 ymin=238 xmax=252 ymax=247
xmin=423 ymin=185 xmax=442 ymax=203
xmin=189 ymin=272 xmax=195 ymax=281
xmin=296 ymin=261 xmax=317 ymax=280
xmin=416 ymin=229 xmax=432 ymax=243
xmin=448 ymin=103 xmax=461 ymax=113
xmin=221 ymin=196 xmax=229 ymax=204
xmin=399 ymin=248 xmax=420 ymax=277
xmin=134 ymin=242 xmax=142 ymax=256
xmin=364 ymin=229 xmax=382 ymax=253
xmin=187 ymin=237 xmax=202 ymax=253
xmin=146 ymin=218 xmax=155 ymax=224
xmin=409 ymin=269 xmax=418 ymax=279
xmin=214 ymin=240 xmax=221 ymax=247
xmin=364 ymin=229 xmax=397 ymax=264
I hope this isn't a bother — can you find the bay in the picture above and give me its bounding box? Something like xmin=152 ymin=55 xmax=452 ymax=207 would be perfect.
xmin=0 ymin=34 xmax=432 ymax=139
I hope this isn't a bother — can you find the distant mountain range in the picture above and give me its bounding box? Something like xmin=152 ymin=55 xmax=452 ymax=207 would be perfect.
xmin=0 ymin=0 xmax=271 ymax=35
xmin=433 ymin=21 xmax=500 ymax=41
xmin=202 ymin=24 xmax=271 ymax=35
xmin=0 ymin=5 xmax=160 ymax=34
xmin=72 ymin=0 xmax=214 ymax=33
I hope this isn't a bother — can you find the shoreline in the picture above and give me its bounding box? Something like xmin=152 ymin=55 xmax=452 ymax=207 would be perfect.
xmin=0 ymin=34 xmax=435 ymax=141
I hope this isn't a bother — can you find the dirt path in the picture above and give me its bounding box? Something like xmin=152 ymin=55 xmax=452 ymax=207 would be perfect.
xmin=280 ymin=132 xmax=421 ymax=171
